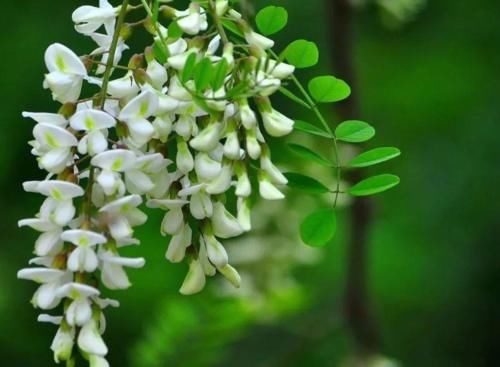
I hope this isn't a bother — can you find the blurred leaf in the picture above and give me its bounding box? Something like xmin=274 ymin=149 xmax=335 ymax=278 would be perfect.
xmin=284 ymin=172 xmax=330 ymax=194
xmin=300 ymin=208 xmax=337 ymax=247
xmin=211 ymin=59 xmax=229 ymax=91
xmin=256 ymin=6 xmax=288 ymax=35
xmin=348 ymin=147 xmax=401 ymax=168
xmin=335 ymin=120 xmax=375 ymax=143
xmin=349 ymin=174 xmax=400 ymax=196
xmin=294 ymin=120 xmax=333 ymax=138
xmin=193 ymin=58 xmax=213 ymax=92
xmin=168 ymin=21 xmax=183 ymax=39
xmin=181 ymin=53 xmax=197 ymax=83
xmin=279 ymin=87 xmax=311 ymax=109
xmin=284 ymin=40 xmax=319 ymax=68
xmin=308 ymin=75 xmax=351 ymax=103
xmin=152 ymin=0 xmax=160 ymax=22
xmin=222 ymin=19 xmax=244 ymax=38
xmin=153 ymin=40 xmax=168 ymax=64
xmin=288 ymin=143 xmax=334 ymax=166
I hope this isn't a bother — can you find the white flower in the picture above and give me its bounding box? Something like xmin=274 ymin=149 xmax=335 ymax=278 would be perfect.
xmin=18 ymin=218 xmax=63 ymax=256
xmin=245 ymin=127 xmax=262 ymax=160
xmin=72 ymin=0 xmax=117 ymax=35
xmin=146 ymin=60 xmax=169 ymax=89
xmin=57 ymin=283 xmax=100 ymax=327
xmin=90 ymin=33 xmax=129 ymax=74
xmin=125 ymin=153 xmax=170 ymax=195
xmin=91 ymin=149 xmax=136 ymax=196
xmin=203 ymin=230 xmax=228 ymax=268
xmin=166 ymin=224 xmax=192 ymax=263
xmin=258 ymin=172 xmax=285 ymax=200
xmin=189 ymin=190 xmax=213 ymax=219
xmin=176 ymin=139 xmax=194 ymax=174
xmin=22 ymin=112 xmax=68 ymax=127
xmin=237 ymin=197 xmax=252 ymax=231
xmin=78 ymin=319 xmax=108 ymax=357
xmin=179 ymin=257 xmax=206 ymax=295
xmin=106 ymin=71 xmax=140 ymax=100
xmin=119 ymin=90 xmax=159 ymax=147
xmin=215 ymin=0 xmax=229 ymax=16
xmin=189 ymin=122 xmax=222 ymax=152
xmin=89 ymin=355 xmax=110 ymax=367
xmin=261 ymin=109 xmax=294 ymax=137
xmin=70 ymin=109 xmax=116 ymax=155
xmin=44 ymin=43 xmax=87 ymax=103
xmin=32 ymin=123 xmax=78 ymax=173
xmin=260 ymin=147 xmax=288 ymax=185
xmin=245 ymin=31 xmax=275 ymax=50
xmin=25 ymin=180 xmax=84 ymax=226
xmin=17 ymin=268 xmax=71 ymax=309
xmin=62 ymin=230 xmax=107 ymax=273
xmin=235 ymin=163 xmax=251 ymax=197
xmin=99 ymin=249 xmax=145 ymax=289
xmin=223 ymin=130 xmax=241 ymax=160
xmin=176 ymin=5 xmax=208 ymax=35
xmin=51 ymin=324 xmax=75 ymax=363
xmin=261 ymin=58 xmax=295 ymax=79
xmin=211 ymin=202 xmax=243 ymax=239
xmin=206 ymin=161 xmax=233 ymax=195
xmin=99 ymin=195 xmax=146 ymax=240
xmin=194 ymin=153 xmax=221 ymax=182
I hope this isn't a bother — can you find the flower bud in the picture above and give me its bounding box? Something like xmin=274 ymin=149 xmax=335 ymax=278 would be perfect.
xmin=203 ymin=231 xmax=229 ymax=268
xmin=235 ymin=162 xmax=251 ymax=197
xmin=261 ymin=109 xmax=294 ymax=137
xmin=51 ymin=323 xmax=75 ymax=363
xmin=218 ymin=264 xmax=241 ymax=288
xmin=258 ymin=172 xmax=285 ymax=200
xmin=176 ymin=139 xmax=194 ymax=173
xmin=237 ymin=197 xmax=252 ymax=231
xmin=245 ymin=127 xmax=261 ymax=160
xmin=206 ymin=161 xmax=233 ymax=195
xmin=195 ymin=153 xmax=222 ymax=181
xmin=161 ymin=207 xmax=184 ymax=235
xmin=189 ymin=190 xmax=213 ymax=219
xmin=189 ymin=122 xmax=222 ymax=152
xmin=212 ymin=202 xmax=243 ymax=239
xmin=166 ymin=224 xmax=192 ymax=263
xmin=179 ymin=257 xmax=206 ymax=295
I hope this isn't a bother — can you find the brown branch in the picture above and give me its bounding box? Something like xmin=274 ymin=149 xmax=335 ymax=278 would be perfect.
xmin=328 ymin=0 xmax=381 ymax=355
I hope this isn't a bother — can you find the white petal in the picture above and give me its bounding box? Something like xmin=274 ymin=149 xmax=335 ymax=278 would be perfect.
xmin=204 ymin=233 xmax=228 ymax=268
xmin=91 ymin=149 xmax=136 ymax=171
xmin=211 ymin=202 xmax=243 ymax=239
xmin=70 ymin=109 xmax=115 ymax=131
xmin=120 ymin=90 xmax=158 ymax=120
xmin=179 ymin=258 xmax=206 ymax=295
xmin=45 ymin=43 xmax=87 ymax=75
xmin=166 ymin=224 xmax=192 ymax=263
xmin=161 ymin=208 xmax=184 ymax=235
xmin=33 ymin=123 xmax=78 ymax=148
xmin=78 ymin=320 xmax=108 ymax=356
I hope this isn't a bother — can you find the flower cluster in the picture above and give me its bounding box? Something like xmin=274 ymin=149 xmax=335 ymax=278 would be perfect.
xmin=19 ymin=0 xmax=297 ymax=364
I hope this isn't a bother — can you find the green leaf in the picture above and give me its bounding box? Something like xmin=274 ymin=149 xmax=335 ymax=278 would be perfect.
xmin=181 ymin=53 xmax=197 ymax=83
xmin=349 ymin=174 xmax=400 ymax=196
xmin=335 ymin=120 xmax=375 ymax=143
xmin=222 ymin=19 xmax=244 ymax=38
xmin=284 ymin=40 xmax=319 ymax=69
xmin=193 ymin=58 xmax=213 ymax=92
xmin=294 ymin=120 xmax=333 ymax=138
xmin=211 ymin=59 xmax=229 ymax=91
xmin=348 ymin=147 xmax=401 ymax=168
xmin=300 ymin=209 xmax=337 ymax=247
xmin=279 ymin=88 xmax=311 ymax=109
xmin=308 ymin=76 xmax=351 ymax=103
xmin=284 ymin=172 xmax=330 ymax=194
xmin=288 ymin=144 xmax=334 ymax=167
xmin=152 ymin=40 xmax=168 ymax=64
xmin=256 ymin=6 xmax=288 ymax=35
xmin=168 ymin=21 xmax=183 ymax=39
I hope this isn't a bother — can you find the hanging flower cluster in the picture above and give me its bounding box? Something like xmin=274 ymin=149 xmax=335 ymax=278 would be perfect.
xmin=18 ymin=0 xmax=298 ymax=364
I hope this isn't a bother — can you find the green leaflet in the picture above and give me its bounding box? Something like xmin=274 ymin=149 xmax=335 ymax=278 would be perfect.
xmin=335 ymin=120 xmax=376 ymax=143
xmin=348 ymin=147 xmax=401 ymax=168
xmin=308 ymin=75 xmax=351 ymax=103
xmin=284 ymin=40 xmax=319 ymax=68
xmin=256 ymin=6 xmax=288 ymax=35
xmin=349 ymin=174 xmax=400 ymax=196
xmin=300 ymin=209 xmax=337 ymax=247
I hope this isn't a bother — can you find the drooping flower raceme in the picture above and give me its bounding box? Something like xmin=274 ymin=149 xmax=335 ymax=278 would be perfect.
xmin=19 ymin=0 xmax=299 ymax=364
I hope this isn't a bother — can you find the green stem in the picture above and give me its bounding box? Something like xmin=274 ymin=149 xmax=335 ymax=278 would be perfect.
xmin=100 ymin=0 xmax=130 ymax=108
xmin=140 ymin=0 xmax=169 ymax=55
xmin=208 ymin=0 xmax=230 ymax=45
xmin=289 ymin=73 xmax=343 ymax=207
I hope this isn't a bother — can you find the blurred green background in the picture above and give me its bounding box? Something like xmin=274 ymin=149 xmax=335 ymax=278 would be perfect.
xmin=2 ymin=0 xmax=500 ymax=366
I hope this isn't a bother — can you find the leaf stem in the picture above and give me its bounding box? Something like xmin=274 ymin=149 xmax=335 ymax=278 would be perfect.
xmin=208 ymin=0 xmax=230 ymax=45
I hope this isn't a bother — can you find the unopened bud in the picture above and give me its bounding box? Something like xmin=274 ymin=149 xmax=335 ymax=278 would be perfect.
xmin=58 ymin=103 xmax=76 ymax=118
